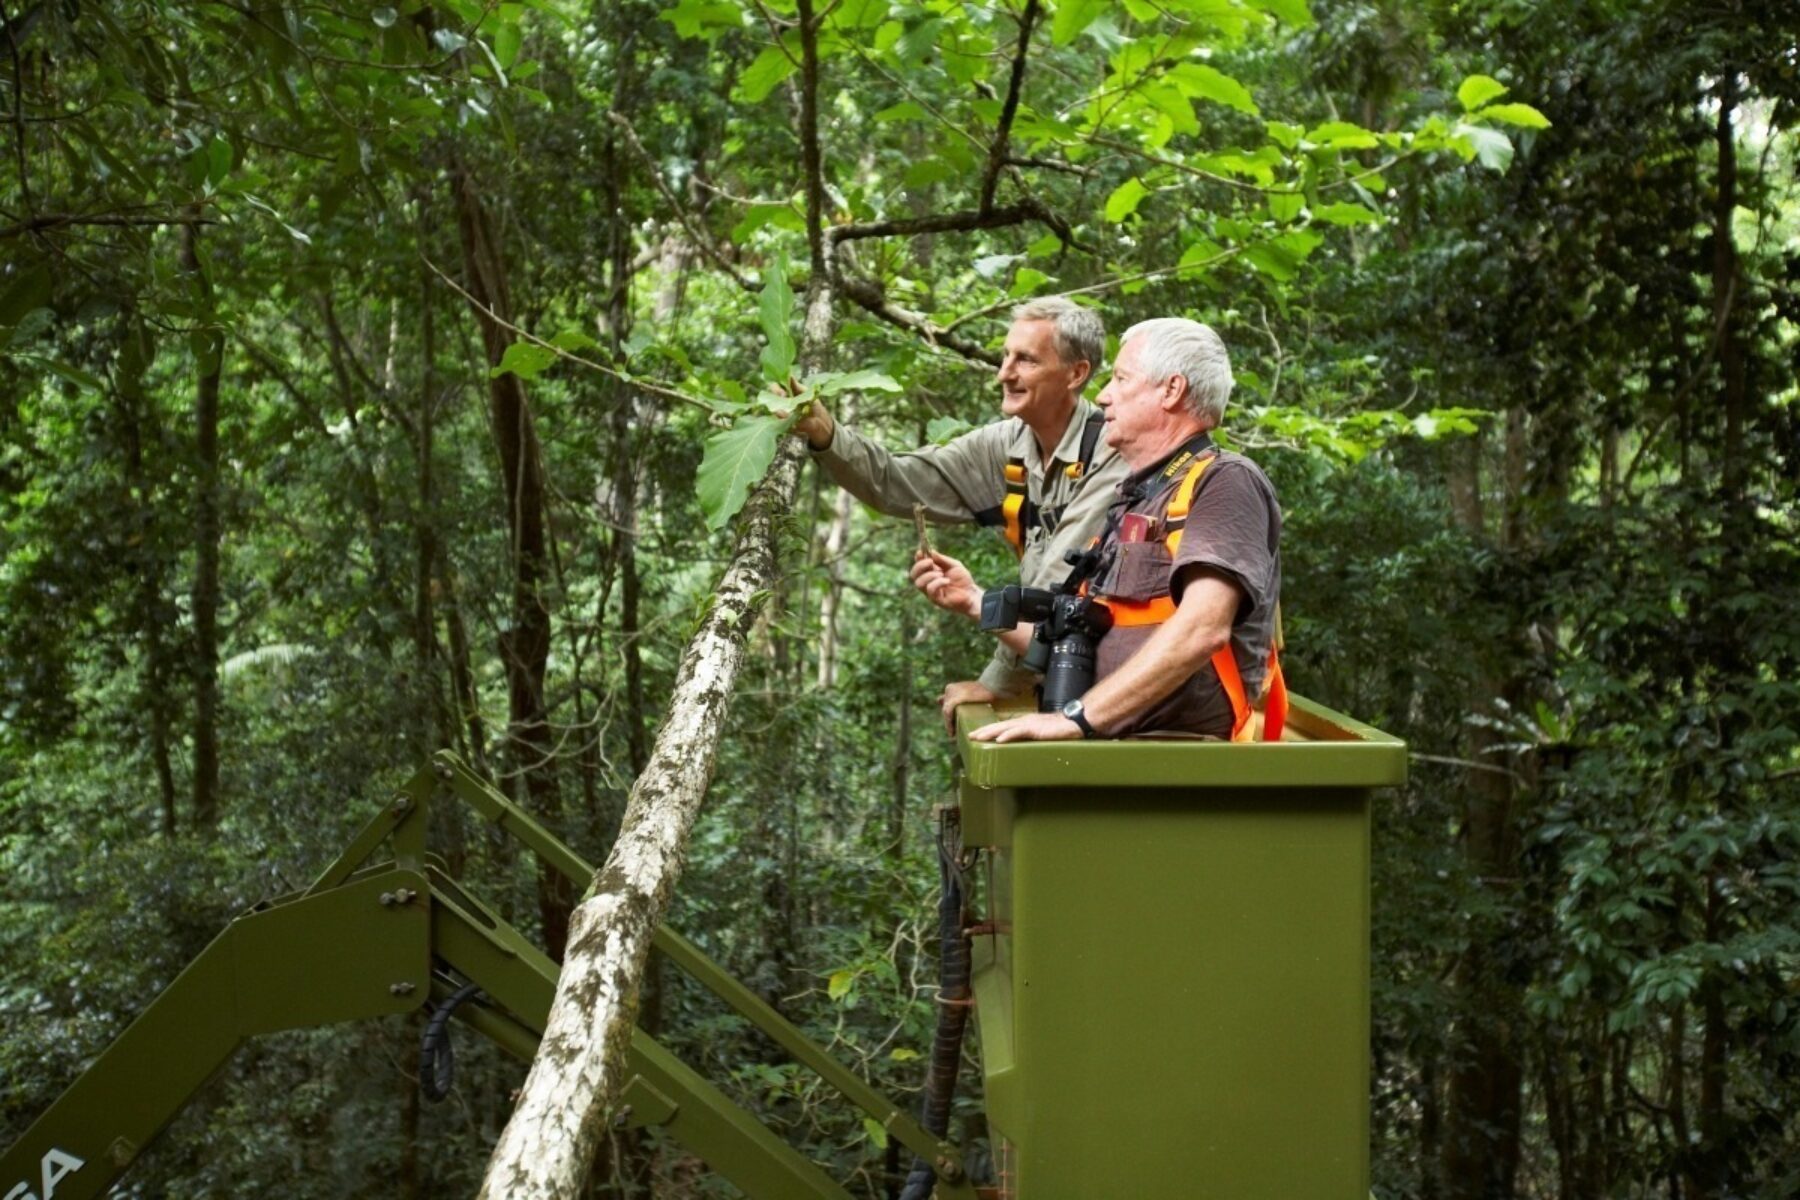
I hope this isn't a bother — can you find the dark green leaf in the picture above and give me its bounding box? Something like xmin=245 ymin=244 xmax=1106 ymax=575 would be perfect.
xmin=696 ymin=416 xmax=784 ymax=530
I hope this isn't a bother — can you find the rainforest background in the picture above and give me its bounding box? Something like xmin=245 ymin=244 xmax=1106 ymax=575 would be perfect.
xmin=2 ymin=0 xmax=1798 ymax=1196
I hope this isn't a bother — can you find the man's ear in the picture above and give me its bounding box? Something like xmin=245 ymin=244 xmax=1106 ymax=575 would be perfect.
xmin=1161 ymin=375 xmax=1190 ymax=413
xmin=1068 ymin=359 xmax=1093 ymax=392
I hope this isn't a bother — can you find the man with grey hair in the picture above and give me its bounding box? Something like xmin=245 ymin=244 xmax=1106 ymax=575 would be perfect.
xmin=968 ymin=316 xmax=1286 ymax=743
xmin=793 ymin=297 xmax=1127 ymax=726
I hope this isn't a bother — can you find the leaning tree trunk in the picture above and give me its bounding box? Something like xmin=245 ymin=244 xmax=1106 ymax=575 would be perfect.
xmin=475 ymin=433 xmax=812 ymax=1200
xmin=475 ymin=270 xmax=833 ymax=1200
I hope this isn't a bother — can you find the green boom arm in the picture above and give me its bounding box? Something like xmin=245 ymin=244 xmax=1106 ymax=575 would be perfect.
xmin=2 ymin=757 xmax=974 ymax=1200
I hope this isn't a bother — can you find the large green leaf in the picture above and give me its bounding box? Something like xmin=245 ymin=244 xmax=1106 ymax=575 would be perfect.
xmin=1051 ymin=0 xmax=1109 ymax=47
xmin=490 ymin=341 xmax=558 ymax=380
xmin=759 ymin=251 xmax=796 ymax=383
xmin=1312 ymin=201 xmax=1380 ymax=226
xmin=696 ymin=415 xmax=785 ymax=531
xmin=1455 ymin=123 xmax=1514 ymax=172
xmin=814 ymin=368 xmax=901 ymax=395
xmin=1457 ymin=74 xmax=1509 ymax=112
xmin=733 ymin=44 xmax=797 ymax=103
xmin=1169 ymin=63 xmax=1259 ymax=116
xmin=1104 ymin=177 xmax=1148 ymax=222
xmin=660 ymin=0 xmax=744 ymax=40
xmin=1478 ymin=102 xmax=1551 ymax=130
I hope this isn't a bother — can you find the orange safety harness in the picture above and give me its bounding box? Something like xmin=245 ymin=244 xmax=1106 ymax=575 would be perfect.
xmin=1000 ymin=411 xmax=1106 ymax=558
xmin=1090 ymin=454 xmax=1288 ymax=742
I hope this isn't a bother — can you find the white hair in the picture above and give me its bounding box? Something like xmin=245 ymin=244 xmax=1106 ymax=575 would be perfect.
xmin=1012 ymin=296 xmax=1105 ymax=390
xmin=1119 ymin=318 xmax=1234 ymax=426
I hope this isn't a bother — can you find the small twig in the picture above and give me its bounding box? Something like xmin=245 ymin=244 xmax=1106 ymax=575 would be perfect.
xmin=1254 ymin=303 xmax=1283 ymax=407
xmin=943 ymin=244 xmax=1246 ymax=332
xmin=421 ymin=254 xmax=713 ymax=411
xmin=913 ymin=503 xmax=934 ymax=556
xmin=1085 ymin=132 xmax=1277 ymax=194
xmin=1410 ymin=752 xmax=1526 ymax=784
xmin=1005 ymin=154 xmax=1094 ymax=177
xmin=748 ymin=0 xmax=802 ymax=67
xmin=606 ymin=111 xmax=757 ymax=292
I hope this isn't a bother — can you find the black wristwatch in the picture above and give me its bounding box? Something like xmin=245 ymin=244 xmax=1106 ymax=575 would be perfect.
xmin=1060 ymin=698 xmax=1098 ymax=739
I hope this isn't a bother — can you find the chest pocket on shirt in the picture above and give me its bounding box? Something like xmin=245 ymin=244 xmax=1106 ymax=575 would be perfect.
xmin=1102 ymin=539 xmax=1174 ymax=603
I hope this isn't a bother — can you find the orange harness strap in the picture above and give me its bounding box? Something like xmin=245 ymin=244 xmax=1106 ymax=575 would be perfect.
xmin=1001 ymin=459 xmax=1027 ymax=558
xmin=1094 ymin=454 xmax=1289 ymax=742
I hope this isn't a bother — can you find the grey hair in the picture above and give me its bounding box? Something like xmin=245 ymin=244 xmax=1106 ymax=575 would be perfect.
xmin=1119 ymin=318 xmax=1234 ymax=426
xmin=1011 ymin=296 xmax=1105 ymax=390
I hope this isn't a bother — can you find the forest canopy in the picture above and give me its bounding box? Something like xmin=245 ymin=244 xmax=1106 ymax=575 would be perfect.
xmin=2 ymin=0 xmax=1798 ymax=1197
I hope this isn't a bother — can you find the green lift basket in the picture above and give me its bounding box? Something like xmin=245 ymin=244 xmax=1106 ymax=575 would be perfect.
xmin=955 ymin=693 xmax=1406 ymax=1200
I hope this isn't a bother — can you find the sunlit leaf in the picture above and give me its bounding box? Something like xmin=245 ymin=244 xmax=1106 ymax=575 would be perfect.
xmin=490 ymin=341 xmax=558 ymax=380
xmin=1168 ymin=63 xmax=1259 ymax=116
xmin=1104 ymin=177 xmax=1148 ymax=222
xmin=1455 ymin=122 xmax=1514 ymax=172
xmin=1477 ymin=102 xmax=1550 ymax=130
xmin=550 ymin=328 xmax=601 ymax=353
xmin=1312 ymin=201 xmax=1380 ymax=225
xmin=733 ymin=44 xmax=797 ymax=104
xmin=759 ymin=251 xmax=796 ymax=383
xmin=1457 ymin=74 xmax=1509 ymax=112
xmin=1051 ymin=0 xmax=1108 ymax=46
xmin=814 ymin=369 xmax=901 ymax=395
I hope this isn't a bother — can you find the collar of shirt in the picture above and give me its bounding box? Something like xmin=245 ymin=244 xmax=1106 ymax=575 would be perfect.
xmin=1006 ymin=398 xmax=1100 ymax=475
xmin=1119 ymin=431 xmax=1216 ymax=502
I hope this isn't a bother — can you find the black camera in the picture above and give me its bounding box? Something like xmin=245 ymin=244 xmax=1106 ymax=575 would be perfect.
xmin=979 ymin=550 xmax=1114 ymax=712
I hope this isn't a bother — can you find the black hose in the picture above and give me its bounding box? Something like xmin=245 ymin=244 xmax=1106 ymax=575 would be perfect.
xmin=419 ymin=982 xmax=484 ymax=1102
xmin=898 ymin=812 xmax=974 ymax=1200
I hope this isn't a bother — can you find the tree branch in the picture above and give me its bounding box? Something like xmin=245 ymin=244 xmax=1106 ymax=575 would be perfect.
xmin=834 ymin=272 xmax=1000 ymax=365
xmin=0 ymin=211 xmax=218 ymax=240
xmin=795 ymin=0 xmax=828 ymax=279
xmin=829 ymin=197 xmax=1076 ymax=247
xmin=980 ymin=0 xmax=1041 ymax=213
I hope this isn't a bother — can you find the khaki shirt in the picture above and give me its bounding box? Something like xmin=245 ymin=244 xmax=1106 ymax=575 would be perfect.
xmin=814 ymin=399 xmax=1128 ymax=696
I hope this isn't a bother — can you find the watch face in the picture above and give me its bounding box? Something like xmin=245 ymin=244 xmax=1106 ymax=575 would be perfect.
xmin=1061 ymin=699 xmax=1082 ymax=717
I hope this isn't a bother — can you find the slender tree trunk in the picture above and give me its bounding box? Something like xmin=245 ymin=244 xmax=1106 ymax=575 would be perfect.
xmin=415 ymin=208 xmax=441 ymax=762
xmin=888 ymin=599 xmax=914 ymax=862
xmin=182 ymin=220 xmax=223 ymax=828
xmin=438 ymin=553 xmax=491 ymax=777
xmin=450 ymin=159 xmax=572 ymax=957
xmin=1442 ymin=417 xmax=1523 ymax=1200
xmin=117 ymin=357 xmax=179 ymax=834
xmin=816 ymin=469 xmax=854 ymax=688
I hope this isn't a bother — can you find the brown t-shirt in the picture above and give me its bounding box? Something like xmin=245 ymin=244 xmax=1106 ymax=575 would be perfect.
xmin=1091 ymin=446 xmax=1282 ymax=738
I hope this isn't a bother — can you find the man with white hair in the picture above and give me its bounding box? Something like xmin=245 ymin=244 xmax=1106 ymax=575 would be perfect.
xmin=959 ymin=316 xmax=1285 ymax=742
xmin=794 ymin=297 xmax=1127 ymax=728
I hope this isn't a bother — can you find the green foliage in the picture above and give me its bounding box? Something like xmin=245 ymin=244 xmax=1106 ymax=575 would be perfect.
xmin=2 ymin=0 xmax=1796 ymax=1195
